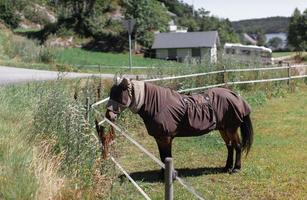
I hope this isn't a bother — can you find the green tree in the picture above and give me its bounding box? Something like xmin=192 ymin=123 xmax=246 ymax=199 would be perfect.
xmin=0 ymin=0 xmax=22 ymax=28
xmin=288 ymin=8 xmax=307 ymax=52
xmin=256 ymin=29 xmax=266 ymax=46
xmin=124 ymin=0 xmax=170 ymax=48
xmin=267 ymin=37 xmax=283 ymax=49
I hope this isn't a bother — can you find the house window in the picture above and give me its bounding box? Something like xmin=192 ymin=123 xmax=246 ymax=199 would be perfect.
xmin=168 ymin=49 xmax=177 ymax=60
xmin=241 ymin=50 xmax=251 ymax=55
xmin=192 ymin=48 xmax=201 ymax=57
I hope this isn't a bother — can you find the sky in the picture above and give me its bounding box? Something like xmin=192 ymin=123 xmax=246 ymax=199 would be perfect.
xmin=182 ymin=0 xmax=307 ymax=21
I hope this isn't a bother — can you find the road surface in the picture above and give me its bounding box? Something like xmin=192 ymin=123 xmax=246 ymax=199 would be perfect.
xmin=0 ymin=66 xmax=115 ymax=85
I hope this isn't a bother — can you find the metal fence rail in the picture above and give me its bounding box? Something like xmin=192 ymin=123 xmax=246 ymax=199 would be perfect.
xmin=93 ymin=108 xmax=207 ymax=200
xmin=110 ymin=156 xmax=151 ymax=200
xmin=92 ymin=64 xmax=307 ymax=108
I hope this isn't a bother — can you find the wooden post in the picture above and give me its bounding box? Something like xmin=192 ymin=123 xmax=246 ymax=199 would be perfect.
xmin=223 ymin=65 xmax=228 ymax=87
xmin=86 ymin=97 xmax=90 ymax=122
xmin=287 ymin=63 xmax=291 ymax=89
xmin=165 ymin=158 xmax=174 ymax=200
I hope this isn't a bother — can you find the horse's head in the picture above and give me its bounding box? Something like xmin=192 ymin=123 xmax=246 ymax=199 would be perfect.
xmin=95 ymin=119 xmax=115 ymax=160
xmin=105 ymin=77 xmax=132 ymax=122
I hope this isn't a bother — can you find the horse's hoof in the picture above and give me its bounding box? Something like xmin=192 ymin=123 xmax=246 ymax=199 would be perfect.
xmin=232 ymin=168 xmax=241 ymax=173
xmin=223 ymin=167 xmax=232 ymax=173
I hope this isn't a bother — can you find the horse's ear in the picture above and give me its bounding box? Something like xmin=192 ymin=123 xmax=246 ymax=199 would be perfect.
xmin=119 ymin=77 xmax=130 ymax=90
xmin=113 ymin=75 xmax=122 ymax=86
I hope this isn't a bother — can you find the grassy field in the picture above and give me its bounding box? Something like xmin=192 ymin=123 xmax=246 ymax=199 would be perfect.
xmin=104 ymin=84 xmax=307 ymax=200
xmin=55 ymin=48 xmax=181 ymax=68
xmin=0 ymin=77 xmax=306 ymax=199
xmin=0 ymin=80 xmax=111 ymax=199
xmin=272 ymin=52 xmax=296 ymax=58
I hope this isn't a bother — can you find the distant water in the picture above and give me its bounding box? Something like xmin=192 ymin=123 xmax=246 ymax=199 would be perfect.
xmin=265 ymin=33 xmax=287 ymax=48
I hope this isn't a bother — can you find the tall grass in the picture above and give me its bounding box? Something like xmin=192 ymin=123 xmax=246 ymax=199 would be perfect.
xmin=0 ymin=27 xmax=56 ymax=64
xmin=0 ymin=78 xmax=116 ymax=199
xmin=0 ymin=83 xmax=62 ymax=199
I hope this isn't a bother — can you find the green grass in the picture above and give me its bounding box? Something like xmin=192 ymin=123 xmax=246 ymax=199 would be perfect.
xmin=0 ymin=80 xmax=111 ymax=199
xmin=105 ymin=84 xmax=307 ymax=199
xmin=272 ymin=52 xmax=296 ymax=58
xmin=0 ymin=84 xmax=41 ymax=199
xmin=55 ymin=48 xmax=181 ymax=68
xmin=0 ymin=77 xmax=307 ymax=199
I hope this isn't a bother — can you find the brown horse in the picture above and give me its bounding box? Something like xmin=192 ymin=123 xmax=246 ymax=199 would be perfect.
xmin=105 ymin=78 xmax=253 ymax=173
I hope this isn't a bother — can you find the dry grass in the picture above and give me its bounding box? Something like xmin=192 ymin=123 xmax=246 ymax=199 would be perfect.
xmin=31 ymin=138 xmax=65 ymax=200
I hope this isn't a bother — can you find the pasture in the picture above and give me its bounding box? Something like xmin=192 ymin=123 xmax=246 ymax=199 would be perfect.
xmin=0 ymin=78 xmax=306 ymax=199
xmin=104 ymin=84 xmax=307 ymax=199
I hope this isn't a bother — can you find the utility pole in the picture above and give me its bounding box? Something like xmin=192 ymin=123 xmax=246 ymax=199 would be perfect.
xmin=123 ymin=19 xmax=136 ymax=71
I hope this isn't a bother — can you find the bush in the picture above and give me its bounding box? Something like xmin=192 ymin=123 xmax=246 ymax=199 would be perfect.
xmin=0 ymin=0 xmax=21 ymax=28
xmin=39 ymin=46 xmax=56 ymax=63
xmin=3 ymin=33 xmax=56 ymax=63
xmin=4 ymin=34 xmax=40 ymax=62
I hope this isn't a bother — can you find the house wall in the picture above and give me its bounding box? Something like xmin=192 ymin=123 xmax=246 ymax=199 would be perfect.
xmin=177 ymin=49 xmax=190 ymax=61
xmin=155 ymin=47 xmax=216 ymax=63
xmin=201 ymin=48 xmax=211 ymax=61
xmin=210 ymin=44 xmax=217 ymax=63
xmin=156 ymin=49 xmax=168 ymax=59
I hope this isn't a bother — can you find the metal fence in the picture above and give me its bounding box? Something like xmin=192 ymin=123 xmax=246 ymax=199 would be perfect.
xmin=88 ymin=64 xmax=307 ymax=200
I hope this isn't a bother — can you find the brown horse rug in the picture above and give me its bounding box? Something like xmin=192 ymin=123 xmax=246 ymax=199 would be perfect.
xmin=133 ymin=81 xmax=251 ymax=137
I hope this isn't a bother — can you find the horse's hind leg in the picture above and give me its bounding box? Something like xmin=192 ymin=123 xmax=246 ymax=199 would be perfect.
xmin=224 ymin=128 xmax=242 ymax=173
xmin=232 ymin=130 xmax=242 ymax=173
xmin=219 ymin=130 xmax=234 ymax=172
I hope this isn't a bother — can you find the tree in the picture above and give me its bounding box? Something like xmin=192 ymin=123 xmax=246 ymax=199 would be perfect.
xmin=288 ymin=8 xmax=307 ymax=52
xmin=256 ymin=29 xmax=266 ymax=46
xmin=267 ymin=37 xmax=283 ymax=50
xmin=0 ymin=0 xmax=23 ymax=28
xmin=124 ymin=0 xmax=170 ymax=48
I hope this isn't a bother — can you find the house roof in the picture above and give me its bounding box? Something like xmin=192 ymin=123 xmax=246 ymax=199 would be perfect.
xmin=152 ymin=31 xmax=219 ymax=49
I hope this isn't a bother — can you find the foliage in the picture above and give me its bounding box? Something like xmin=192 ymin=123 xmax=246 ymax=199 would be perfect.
xmin=255 ymin=29 xmax=266 ymax=46
xmin=267 ymin=37 xmax=283 ymax=49
xmin=232 ymin=17 xmax=290 ymax=34
xmin=0 ymin=0 xmax=22 ymax=28
xmin=2 ymin=31 xmax=56 ymax=63
xmin=161 ymin=0 xmax=239 ymax=44
xmin=287 ymin=8 xmax=307 ymax=52
xmin=124 ymin=0 xmax=170 ymax=48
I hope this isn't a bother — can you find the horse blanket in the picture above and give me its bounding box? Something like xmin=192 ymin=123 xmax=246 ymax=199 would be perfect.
xmin=136 ymin=82 xmax=251 ymax=137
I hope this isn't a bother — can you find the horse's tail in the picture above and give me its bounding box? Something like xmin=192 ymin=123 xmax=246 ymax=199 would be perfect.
xmin=240 ymin=114 xmax=254 ymax=155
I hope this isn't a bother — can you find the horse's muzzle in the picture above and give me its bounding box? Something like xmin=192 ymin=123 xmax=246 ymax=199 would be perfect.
xmin=105 ymin=109 xmax=117 ymax=122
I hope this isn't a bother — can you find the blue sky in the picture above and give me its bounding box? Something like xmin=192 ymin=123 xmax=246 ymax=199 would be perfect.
xmin=182 ymin=0 xmax=307 ymax=21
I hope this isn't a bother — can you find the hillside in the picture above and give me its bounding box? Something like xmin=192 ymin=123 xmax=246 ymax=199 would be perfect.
xmin=232 ymin=17 xmax=290 ymax=33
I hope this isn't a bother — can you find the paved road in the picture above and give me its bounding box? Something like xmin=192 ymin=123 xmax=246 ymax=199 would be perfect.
xmin=0 ymin=66 xmax=115 ymax=85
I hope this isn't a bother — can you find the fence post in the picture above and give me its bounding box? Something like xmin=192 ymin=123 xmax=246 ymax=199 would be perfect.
xmin=287 ymin=63 xmax=292 ymax=90
xmin=86 ymin=97 xmax=90 ymax=122
xmin=165 ymin=157 xmax=174 ymax=200
xmin=223 ymin=66 xmax=228 ymax=87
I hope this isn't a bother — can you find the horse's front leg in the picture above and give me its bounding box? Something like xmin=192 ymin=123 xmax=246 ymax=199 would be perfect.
xmin=155 ymin=136 xmax=173 ymax=178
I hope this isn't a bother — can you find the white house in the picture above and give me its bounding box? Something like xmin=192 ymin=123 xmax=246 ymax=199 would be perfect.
xmin=152 ymin=31 xmax=220 ymax=63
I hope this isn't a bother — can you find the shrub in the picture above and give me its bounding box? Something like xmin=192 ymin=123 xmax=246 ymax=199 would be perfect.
xmin=39 ymin=46 xmax=56 ymax=63
xmin=3 ymin=34 xmax=40 ymax=62
xmin=3 ymin=33 xmax=56 ymax=63
xmin=0 ymin=0 xmax=21 ymax=28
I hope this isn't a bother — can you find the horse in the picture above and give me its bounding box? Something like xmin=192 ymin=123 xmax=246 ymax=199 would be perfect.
xmin=104 ymin=77 xmax=254 ymax=174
